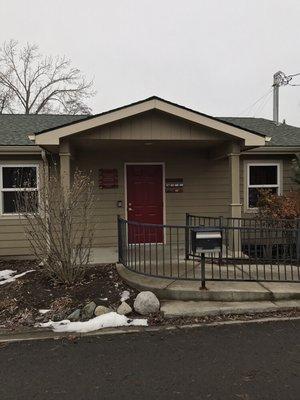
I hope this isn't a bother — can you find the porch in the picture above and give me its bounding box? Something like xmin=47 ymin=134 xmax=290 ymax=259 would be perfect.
xmin=31 ymin=99 xmax=269 ymax=259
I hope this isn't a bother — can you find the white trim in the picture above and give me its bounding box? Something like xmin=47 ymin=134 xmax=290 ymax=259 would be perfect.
xmin=124 ymin=162 xmax=166 ymax=243
xmin=0 ymin=163 xmax=40 ymax=216
xmin=243 ymin=160 xmax=282 ymax=213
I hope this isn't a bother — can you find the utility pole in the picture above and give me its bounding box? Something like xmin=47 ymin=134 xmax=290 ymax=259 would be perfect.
xmin=273 ymin=72 xmax=281 ymax=125
xmin=272 ymin=71 xmax=295 ymax=125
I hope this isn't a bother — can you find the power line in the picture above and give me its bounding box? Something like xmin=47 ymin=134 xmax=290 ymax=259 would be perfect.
xmin=288 ymin=72 xmax=300 ymax=78
xmin=239 ymin=88 xmax=272 ymax=116
xmin=253 ymin=90 xmax=272 ymax=117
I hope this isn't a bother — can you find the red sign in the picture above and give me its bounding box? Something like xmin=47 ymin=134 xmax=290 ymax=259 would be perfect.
xmin=99 ymin=169 xmax=118 ymax=189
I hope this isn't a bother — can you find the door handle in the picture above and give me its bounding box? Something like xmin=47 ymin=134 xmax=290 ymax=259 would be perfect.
xmin=128 ymin=207 xmax=133 ymax=211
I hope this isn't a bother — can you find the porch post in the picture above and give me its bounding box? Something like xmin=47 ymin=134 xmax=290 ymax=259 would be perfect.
xmin=228 ymin=142 xmax=242 ymax=219
xmin=59 ymin=139 xmax=71 ymax=194
xmin=228 ymin=142 xmax=242 ymax=255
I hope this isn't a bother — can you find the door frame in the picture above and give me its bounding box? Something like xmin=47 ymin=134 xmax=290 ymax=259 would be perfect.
xmin=124 ymin=162 xmax=166 ymax=229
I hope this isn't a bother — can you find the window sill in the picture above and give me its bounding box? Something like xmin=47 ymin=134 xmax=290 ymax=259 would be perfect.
xmin=244 ymin=208 xmax=259 ymax=214
xmin=0 ymin=214 xmax=26 ymax=220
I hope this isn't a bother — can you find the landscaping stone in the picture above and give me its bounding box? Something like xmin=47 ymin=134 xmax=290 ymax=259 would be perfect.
xmin=82 ymin=301 xmax=96 ymax=319
xmin=134 ymin=291 xmax=160 ymax=315
xmin=117 ymin=302 xmax=132 ymax=316
xmin=67 ymin=309 xmax=81 ymax=321
xmin=94 ymin=305 xmax=111 ymax=316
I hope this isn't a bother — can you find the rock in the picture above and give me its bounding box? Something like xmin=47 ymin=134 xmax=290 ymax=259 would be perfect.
xmin=117 ymin=302 xmax=132 ymax=316
xmin=134 ymin=291 xmax=160 ymax=315
xmin=94 ymin=305 xmax=111 ymax=316
xmin=67 ymin=309 xmax=81 ymax=321
xmin=82 ymin=301 xmax=96 ymax=319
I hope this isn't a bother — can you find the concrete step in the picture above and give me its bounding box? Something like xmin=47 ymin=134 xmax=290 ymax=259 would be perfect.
xmin=161 ymin=299 xmax=300 ymax=318
xmin=117 ymin=263 xmax=300 ymax=302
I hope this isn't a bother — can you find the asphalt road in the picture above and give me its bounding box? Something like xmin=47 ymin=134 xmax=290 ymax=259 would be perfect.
xmin=0 ymin=319 xmax=299 ymax=400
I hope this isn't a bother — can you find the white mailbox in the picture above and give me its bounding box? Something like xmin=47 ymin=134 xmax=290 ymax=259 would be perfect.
xmin=191 ymin=227 xmax=222 ymax=254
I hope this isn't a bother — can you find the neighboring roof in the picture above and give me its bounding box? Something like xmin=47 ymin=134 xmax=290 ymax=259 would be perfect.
xmin=0 ymin=114 xmax=87 ymax=145
xmin=32 ymin=96 xmax=266 ymax=147
xmin=218 ymin=117 xmax=300 ymax=147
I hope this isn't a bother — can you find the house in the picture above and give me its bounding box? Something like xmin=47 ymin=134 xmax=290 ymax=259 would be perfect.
xmin=0 ymin=96 xmax=299 ymax=261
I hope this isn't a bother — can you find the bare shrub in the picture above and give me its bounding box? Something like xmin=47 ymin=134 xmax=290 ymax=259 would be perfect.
xmin=257 ymin=189 xmax=300 ymax=221
xmin=17 ymin=168 xmax=95 ymax=284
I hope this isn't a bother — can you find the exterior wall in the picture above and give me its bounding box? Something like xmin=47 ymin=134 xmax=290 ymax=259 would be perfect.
xmin=0 ymin=148 xmax=298 ymax=257
xmin=75 ymin=146 xmax=230 ymax=247
xmin=0 ymin=155 xmax=42 ymax=257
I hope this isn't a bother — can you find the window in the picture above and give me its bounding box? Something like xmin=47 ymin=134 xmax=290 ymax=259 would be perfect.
xmin=246 ymin=163 xmax=280 ymax=209
xmin=0 ymin=165 xmax=39 ymax=214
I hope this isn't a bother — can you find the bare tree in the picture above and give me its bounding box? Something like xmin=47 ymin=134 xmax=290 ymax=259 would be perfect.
xmin=0 ymin=88 xmax=12 ymax=113
xmin=16 ymin=169 xmax=95 ymax=284
xmin=0 ymin=40 xmax=95 ymax=115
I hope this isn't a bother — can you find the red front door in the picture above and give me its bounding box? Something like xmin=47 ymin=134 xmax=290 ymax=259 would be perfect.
xmin=126 ymin=164 xmax=164 ymax=243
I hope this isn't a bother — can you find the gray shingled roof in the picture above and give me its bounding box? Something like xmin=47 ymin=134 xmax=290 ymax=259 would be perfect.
xmin=0 ymin=114 xmax=86 ymax=145
xmin=218 ymin=117 xmax=300 ymax=147
xmin=0 ymin=112 xmax=300 ymax=147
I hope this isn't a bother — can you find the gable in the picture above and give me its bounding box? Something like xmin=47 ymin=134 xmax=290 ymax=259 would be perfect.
xmin=31 ymin=97 xmax=266 ymax=147
xmin=85 ymin=110 xmax=232 ymax=142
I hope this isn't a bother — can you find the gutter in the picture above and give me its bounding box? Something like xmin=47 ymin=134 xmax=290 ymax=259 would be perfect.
xmin=0 ymin=145 xmax=43 ymax=155
xmin=243 ymin=146 xmax=300 ymax=155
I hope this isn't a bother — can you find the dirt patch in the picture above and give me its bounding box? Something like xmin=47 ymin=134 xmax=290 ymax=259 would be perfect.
xmin=1 ymin=260 xmax=299 ymax=332
xmin=147 ymin=308 xmax=300 ymax=326
xmin=0 ymin=260 xmax=138 ymax=330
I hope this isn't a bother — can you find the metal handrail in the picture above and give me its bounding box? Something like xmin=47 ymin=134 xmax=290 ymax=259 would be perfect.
xmin=117 ymin=215 xmax=300 ymax=284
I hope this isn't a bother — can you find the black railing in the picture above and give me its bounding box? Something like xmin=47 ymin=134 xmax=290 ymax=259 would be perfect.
xmin=118 ymin=215 xmax=300 ymax=284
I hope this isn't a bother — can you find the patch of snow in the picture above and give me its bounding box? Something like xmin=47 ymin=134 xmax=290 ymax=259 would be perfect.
xmin=39 ymin=309 xmax=51 ymax=315
xmin=36 ymin=312 xmax=147 ymax=333
xmin=0 ymin=269 xmax=35 ymax=286
xmin=120 ymin=290 xmax=130 ymax=302
xmin=0 ymin=269 xmax=16 ymax=280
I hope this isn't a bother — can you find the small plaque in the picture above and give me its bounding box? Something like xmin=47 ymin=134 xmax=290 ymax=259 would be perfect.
xmin=99 ymin=169 xmax=118 ymax=189
xmin=165 ymin=178 xmax=183 ymax=193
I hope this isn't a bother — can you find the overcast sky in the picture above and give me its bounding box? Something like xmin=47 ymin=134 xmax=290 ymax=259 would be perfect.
xmin=1 ymin=0 xmax=300 ymax=125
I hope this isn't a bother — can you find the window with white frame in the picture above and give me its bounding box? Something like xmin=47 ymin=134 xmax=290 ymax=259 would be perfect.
xmin=247 ymin=163 xmax=280 ymax=209
xmin=0 ymin=165 xmax=39 ymax=214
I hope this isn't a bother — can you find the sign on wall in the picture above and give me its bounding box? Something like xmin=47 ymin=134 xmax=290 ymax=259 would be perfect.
xmin=99 ymin=169 xmax=118 ymax=189
xmin=165 ymin=178 xmax=183 ymax=193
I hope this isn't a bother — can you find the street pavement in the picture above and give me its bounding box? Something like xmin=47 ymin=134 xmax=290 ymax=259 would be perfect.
xmin=0 ymin=319 xmax=299 ymax=400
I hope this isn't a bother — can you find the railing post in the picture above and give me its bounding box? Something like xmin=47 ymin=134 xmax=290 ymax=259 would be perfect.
xmin=219 ymin=215 xmax=224 ymax=263
xmin=185 ymin=213 xmax=190 ymax=260
xmin=200 ymin=252 xmax=207 ymax=289
xmin=219 ymin=215 xmax=223 ymax=228
xmin=117 ymin=215 xmax=122 ymax=263
xmin=296 ymin=218 xmax=300 ymax=262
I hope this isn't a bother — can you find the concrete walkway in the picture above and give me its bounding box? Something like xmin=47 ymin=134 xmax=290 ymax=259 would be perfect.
xmin=161 ymin=299 xmax=300 ymax=318
xmin=117 ymin=263 xmax=300 ymax=301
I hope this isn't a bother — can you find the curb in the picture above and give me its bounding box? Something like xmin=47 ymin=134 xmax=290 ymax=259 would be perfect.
xmin=0 ymin=314 xmax=299 ymax=344
xmin=160 ymin=300 xmax=300 ymax=318
xmin=117 ymin=264 xmax=300 ymax=302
